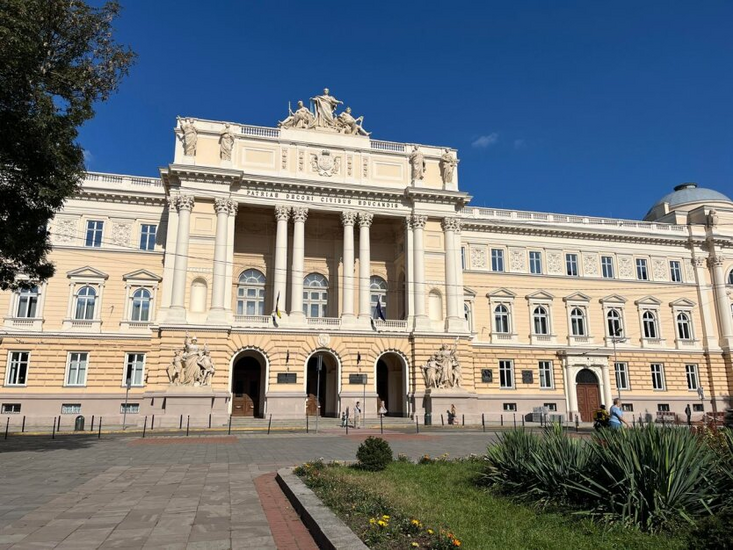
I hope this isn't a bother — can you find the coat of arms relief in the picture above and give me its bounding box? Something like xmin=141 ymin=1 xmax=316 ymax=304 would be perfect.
xmin=310 ymin=150 xmax=341 ymax=177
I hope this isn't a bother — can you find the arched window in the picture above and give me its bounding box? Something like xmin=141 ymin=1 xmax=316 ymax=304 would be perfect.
xmin=642 ymin=311 xmax=658 ymax=339
xmin=676 ymin=312 xmax=693 ymax=340
xmin=303 ymin=273 xmax=328 ymax=318
xmin=728 ymin=269 xmax=733 ymax=285
xmin=237 ymin=269 xmax=266 ymax=316
xmin=370 ymin=276 xmax=387 ymax=318
xmin=16 ymin=286 xmax=39 ymax=318
xmin=130 ymin=288 xmax=151 ymax=322
xmin=494 ymin=304 xmax=510 ymax=334
xmin=570 ymin=307 xmax=587 ymax=336
xmin=606 ymin=309 xmax=623 ymax=337
xmin=74 ymin=286 xmax=96 ymax=320
xmin=533 ymin=306 xmax=549 ymax=335
xmin=464 ymin=302 xmax=473 ymax=332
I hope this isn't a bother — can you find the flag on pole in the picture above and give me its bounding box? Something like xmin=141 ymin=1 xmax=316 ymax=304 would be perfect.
xmin=275 ymin=291 xmax=282 ymax=319
xmin=375 ymin=296 xmax=386 ymax=322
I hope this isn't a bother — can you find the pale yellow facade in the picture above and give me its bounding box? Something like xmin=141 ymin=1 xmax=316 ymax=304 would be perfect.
xmin=1 ymin=97 xmax=732 ymax=427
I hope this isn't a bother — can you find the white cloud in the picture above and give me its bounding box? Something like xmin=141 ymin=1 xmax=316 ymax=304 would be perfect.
xmin=513 ymin=139 xmax=526 ymax=150
xmin=83 ymin=149 xmax=93 ymax=167
xmin=472 ymin=133 xmax=499 ymax=148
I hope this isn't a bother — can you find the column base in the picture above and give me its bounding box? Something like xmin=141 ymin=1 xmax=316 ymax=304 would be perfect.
xmin=414 ymin=315 xmax=432 ymax=331
xmin=445 ymin=317 xmax=466 ymax=333
xmin=340 ymin=313 xmax=359 ymax=328
xmin=288 ymin=311 xmax=306 ymax=326
xmin=206 ymin=308 xmax=230 ymax=323
xmin=166 ymin=306 xmax=187 ymax=323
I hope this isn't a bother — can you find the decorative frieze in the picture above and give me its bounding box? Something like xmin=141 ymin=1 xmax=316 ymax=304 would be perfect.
xmin=53 ymin=218 xmax=78 ymax=244
xmin=652 ymin=258 xmax=667 ymax=281
xmin=582 ymin=253 xmax=598 ymax=277
xmin=110 ymin=222 xmax=132 ymax=247
xmin=510 ymin=248 xmax=526 ymax=272
xmin=471 ymin=247 xmax=487 ymax=269
xmin=546 ymin=251 xmax=562 ymax=275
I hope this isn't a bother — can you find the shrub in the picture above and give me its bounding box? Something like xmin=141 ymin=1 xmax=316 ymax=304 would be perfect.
xmin=687 ymin=508 xmax=733 ymax=549
xmin=356 ymin=436 xmax=393 ymax=471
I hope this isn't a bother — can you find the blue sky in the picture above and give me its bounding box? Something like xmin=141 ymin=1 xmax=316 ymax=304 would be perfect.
xmin=80 ymin=1 xmax=733 ymax=219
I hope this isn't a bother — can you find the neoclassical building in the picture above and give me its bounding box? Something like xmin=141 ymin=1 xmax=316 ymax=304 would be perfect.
xmin=2 ymin=90 xmax=732 ymax=426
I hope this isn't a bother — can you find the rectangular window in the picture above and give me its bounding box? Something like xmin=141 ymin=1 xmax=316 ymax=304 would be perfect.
xmin=565 ymin=253 xmax=579 ymax=276
xmin=461 ymin=247 xmax=466 ymax=270
xmin=61 ymin=404 xmax=82 ymax=414
xmin=543 ymin=403 xmax=557 ymax=412
xmin=614 ymin=362 xmax=630 ymax=391
xmin=538 ymin=361 xmax=553 ymax=389
xmin=85 ymin=220 xmax=104 ymax=248
xmin=502 ymin=403 xmax=517 ymax=412
xmin=499 ymin=360 xmax=514 ymax=389
xmin=124 ymin=353 xmax=145 ymax=387
xmin=6 ymin=351 xmax=29 ymax=386
xmin=66 ymin=352 xmax=88 ymax=386
xmin=139 ymin=224 xmax=157 ymax=251
xmin=120 ymin=403 xmax=140 ymax=414
xmin=657 ymin=404 xmax=670 ymax=412
xmin=1 ymin=403 xmax=21 ymax=414
xmin=491 ymin=249 xmax=504 ymax=272
xmin=669 ymin=260 xmax=682 ymax=283
xmin=650 ymin=363 xmax=665 ymax=391
xmin=622 ymin=403 xmax=634 ymax=412
xmin=685 ymin=364 xmax=699 ymax=391
xmin=693 ymin=404 xmax=704 ymax=412
xmin=601 ymin=256 xmax=614 ymax=278
xmin=636 ymin=258 xmax=648 ymax=280
xmin=529 ymin=251 xmax=542 ymax=274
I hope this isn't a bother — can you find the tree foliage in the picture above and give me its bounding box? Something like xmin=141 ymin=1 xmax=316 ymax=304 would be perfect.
xmin=0 ymin=0 xmax=135 ymax=289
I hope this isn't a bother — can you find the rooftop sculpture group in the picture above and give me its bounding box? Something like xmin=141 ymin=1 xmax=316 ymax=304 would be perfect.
xmin=279 ymin=88 xmax=370 ymax=136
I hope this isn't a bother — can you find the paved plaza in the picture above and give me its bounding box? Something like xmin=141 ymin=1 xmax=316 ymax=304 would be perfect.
xmin=0 ymin=431 xmax=494 ymax=549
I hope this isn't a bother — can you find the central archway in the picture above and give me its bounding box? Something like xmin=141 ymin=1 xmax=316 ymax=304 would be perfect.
xmin=575 ymin=368 xmax=600 ymax=423
xmin=231 ymin=349 xmax=267 ymax=417
xmin=306 ymin=351 xmax=340 ymax=417
xmin=376 ymin=351 xmax=408 ymax=417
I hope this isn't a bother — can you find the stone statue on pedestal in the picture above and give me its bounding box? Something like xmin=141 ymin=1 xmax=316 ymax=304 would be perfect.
xmin=178 ymin=117 xmax=197 ymax=156
xmin=167 ymin=333 xmax=216 ymax=386
xmin=219 ymin=123 xmax=235 ymax=161
xmin=439 ymin=149 xmax=458 ymax=185
xmin=422 ymin=342 xmax=461 ymax=389
xmin=310 ymin=88 xmax=343 ymax=129
xmin=278 ymin=100 xmax=315 ymax=129
xmin=337 ymin=107 xmax=370 ymax=136
xmin=409 ymin=146 xmax=425 ymax=183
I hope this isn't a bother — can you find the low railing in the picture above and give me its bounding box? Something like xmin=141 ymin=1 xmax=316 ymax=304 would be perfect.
xmin=7 ymin=318 xmax=38 ymax=327
xmin=68 ymin=319 xmax=94 ymax=328
xmin=85 ymin=172 xmax=162 ymax=187
xmin=306 ymin=317 xmax=342 ymax=327
xmin=370 ymin=139 xmax=405 ymax=152
xmin=374 ymin=319 xmax=407 ymax=330
xmin=532 ymin=334 xmax=554 ymax=342
xmin=240 ymin=125 xmax=280 ymax=139
xmin=493 ymin=333 xmax=515 ymax=340
xmin=234 ymin=315 xmax=271 ymax=326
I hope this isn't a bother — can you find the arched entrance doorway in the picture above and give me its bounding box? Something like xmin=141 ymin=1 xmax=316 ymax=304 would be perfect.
xmin=376 ymin=352 xmax=407 ymax=417
xmin=231 ymin=350 xmax=266 ymax=417
xmin=306 ymin=351 xmax=339 ymax=417
xmin=576 ymin=368 xmax=600 ymax=422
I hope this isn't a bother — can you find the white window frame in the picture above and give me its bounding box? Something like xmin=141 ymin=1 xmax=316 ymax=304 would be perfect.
xmin=529 ymin=251 xmax=542 ymax=275
xmin=606 ymin=308 xmax=624 ymax=339
xmin=570 ymin=307 xmax=587 ymax=337
xmin=636 ymin=258 xmax=649 ymax=281
xmin=123 ymin=353 xmax=146 ymax=387
xmin=85 ymin=220 xmax=104 ymax=248
xmin=565 ymin=253 xmax=579 ymax=277
xmin=5 ymin=351 xmax=30 ymax=387
xmin=685 ymin=364 xmax=699 ymax=391
xmin=121 ymin=270 xmax=161 ymax=330
xmin=303 ymin=273 xmax=329 ymax=318
xmin=564 ymin=293 xmax=592 ymax=345
xmin=370 ymin=275 xmax=388 ymax=319
xmin=499 ymin=360 xmax=514 ymax=389
xmin=130 ymin=288 xmax=153 ymax=322
xmin=675 ymin=311 xmax=693 ymax=341
xmin=237 ymin=268 xmax=267 ymax=316
xmin=74 ymin=285 xmax=97 ymax=321
xmin=15 ymin=286 xmax=40 ymax=318
xmin=65 ymin=352 xmax=89 ymax=387
xmin=493 ymin=304 xmax=511 ymax=334
xmin=5 ymin=281 xmax=46 ymax=331
xmin=669 ymin=260 xmax=683 ymax=283
xmin=635 ymin=297 xmax=664 ymax=348
xmin=650 ymin=363 xmax=666 ymax=391
xmin=64 ymin=267 xmax=108 ymax=332
xmin=614 ymin=362 xmax=630 ymax=391
xmin=139 ymin=223 xmax=157 ymax=251
xmin=527 ymin=292 xmax=556 ymax=344
xmin=669 ymin=299 xmax=698 ymax=349
xmin=538 ymin=360 xmax=553 ymax=389
xmin=488 ymin=289 xmax=518 ymax=343
xmin=601 ymin=256 xmax=615 ymax=278
xmin=491 ymin=248 xmax=505 ymax=272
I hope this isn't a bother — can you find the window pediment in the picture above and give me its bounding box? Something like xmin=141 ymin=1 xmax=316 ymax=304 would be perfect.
xmin=66 ymin=266 xmax=108 ymax=280
xmin=634 ymin=295 xmax=662 ymax=307
xmin=563 ymin=292 xmax=591 ymax=303
xmin=669 ymin=298 xmax=695 ymax=308
xmin=526 ymin=290 xmax=554 ymax=302
xmin=599 ymin=294 xmax=627 ymax=305
xmin=122 ymin=269 xmax=162 ymax=282
xmin=487 ymin=288 xmax=516 ymax=300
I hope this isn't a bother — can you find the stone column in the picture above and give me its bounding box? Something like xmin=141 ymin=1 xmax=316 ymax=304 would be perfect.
xmin=601 ymin=363 xmax=614 ymax=409
xmin=289 ymin=207 xmax=308 ymax=323
xmin=208 ymin=198 xmax=236 ymax=321
xmin=358 ymin=212 xmax=374 ymax=322
xmin=412 ymin=215 xmax=429 ymax=329
xmin=442 ymin=217 xmax=462 ymax=331
xmin=404 ymin=217 xmax=415 ymax=323
xmin=564 ymin=365 xmax=578 ymax=422
xmin=273 ymin=205 xmax=290 ymax=317
xmin=709 ymin=255 xmax=733 ymax=347
xmin=692 ymin=256 xmax=717 ymax=348
xmin=454 ymin=222 xmax=466 ymax=331
xmin=341 ymin=211 xmax=358 ymax=323
xmin=168 ymin=195 xmax=194 ymax=321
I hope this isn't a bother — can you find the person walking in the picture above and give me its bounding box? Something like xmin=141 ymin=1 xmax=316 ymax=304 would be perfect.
xmin=609 ymin=398 xmax=629 ymax=429
xmin=353 ymin=401 xmax=362 ymax=429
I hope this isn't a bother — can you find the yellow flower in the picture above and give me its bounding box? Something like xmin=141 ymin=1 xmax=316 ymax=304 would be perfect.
xmin=427 ymin=529 xmax=434 ymax=535
xmin=369 ymin=518 xmax=376 ymax=525
xmin=453 ymin=540 xmax=461 ymax=547
xmin=411 ymin=519 xmax=419 ymax=526
xmin=377 ymin=520 xmax=387 ymax=527
xmin=382 ymin=515 xmax=390 ymax=520
xmin=411 ymin=543 xmax=419 ymax=548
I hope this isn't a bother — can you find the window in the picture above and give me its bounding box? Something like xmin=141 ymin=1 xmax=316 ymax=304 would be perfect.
xmin=538 ymin=361 xmax=553 ymax=389
xmin=565 ymin=254 xmax=579 ymax=276
xmin=66 ymin=352 xmax=88 ymax=386
xmin=464 ymin=302 xmax=473 ymax=332
xmin=237 ymin=269 xmax=266 ymax=316
xmin=642 ymin=311 xmax=658 ymax=339
xmin=529 ymin=251 xmax=542 ymax=274
xmin=636 ymin=258 xmax=648 ymax=280
xmin=120 ymin=403 xmax=140 ymax=414
xmin=650 ymin=363 xmax=665 ymax=391
xmin=130 ymin=288 xmax=152 ymax=322
xmin=491 ymin=249 xmax=504 ymax=272
xmin=493 ymin=304 xmax=510 ymax=334
xmin=499 ymin=360 xmax=514 ymax=389
xmin=124 ymin=353 xmax=145 ymax=387
xmin=622 ymin=403 xmax=634 ymax=412
xmin=729 ymin=270 xmax=733 ymax=285
xmin=370 ymin=276 xmax=388 ymax=318
xmin=139 ymin=224 xmax=157 ymax=251
xmin=61 ymin=404 xmax=82 ymax=414
xmin=676 ymin=312 xmax=693 ymax=340
xmin=543 ymin=403 xmax=557 ymax=411
xmin=16 ymin=286 xmax=39 ymax=318
xmin=303 ymin=273 xmax=328 ymax=318
xmin=570 ymin=307 xmax=587 ymax=336
xmin=74 ymin=286 xmax=96 ymax=320
xmin=85 ymin=220 xmax=104 ymax=247
xmin=614 ymin=362 xmax=630 ymax=390
xmin=1 ymin=403 xmax=21 ymax=413
xmin=693 ymin=404 xmax=704 ymax=412
xmin=669 ymin=260 xmax=682 ymax=283
xmin=533 ymin=306 xmax=550 ymax=335
xmin=461 ymin=247 xmax=466 ymax=270
xmin=5 ymin=352 xmax=29 ymax=386
xmin=606 ymin=309 xmax=623 ymax=337
xmin=685 ymin=364 xmax=699 ymax=391
xmin=657 ymin=404 xmax=670 ymax=412
xmin=503 ymin=403 xmax=517 ymax=412
xmin=601 ymin=256 xmax=614 ymax=278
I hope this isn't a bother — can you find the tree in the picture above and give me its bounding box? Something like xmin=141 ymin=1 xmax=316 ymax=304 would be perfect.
xmin=0 ymin=0 xmax=135 ymax=290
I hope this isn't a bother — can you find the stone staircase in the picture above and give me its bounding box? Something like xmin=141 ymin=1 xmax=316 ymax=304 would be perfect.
xmin=227 ymin=415 xmax=416 ymax=431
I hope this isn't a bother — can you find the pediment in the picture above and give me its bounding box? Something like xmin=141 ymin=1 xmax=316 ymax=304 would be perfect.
xmin=487 ymin=288 xmax=516 ymax=300
xmin=563 ymin=292 xmax=591 ymax=303
xmin=463 ymin=286 xmax=477 ymax=298
xmin=634 ymin=295 xmax=662 ymax=306
xmin=526 ymin=290 xmax=554 ymax=301
xmin=66 ymin=266 xmax=108 ymax=280
xmin=123 ymin=269 xmax=163 ymax=282
xmin=600 ymin=294 xmax=627 ymax=304
xmin=669 ymin=298 xmax=696 ymax=308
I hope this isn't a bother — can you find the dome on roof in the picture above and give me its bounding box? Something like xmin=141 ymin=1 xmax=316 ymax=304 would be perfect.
xmin=644 ymin=182 xmax=732 ymax=221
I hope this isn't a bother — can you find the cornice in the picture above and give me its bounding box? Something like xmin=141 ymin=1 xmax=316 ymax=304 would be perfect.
xmin=405 ymin=187 xmax=472 ymax=207
xmin=76 ymin=189 xmax=166 ymax=206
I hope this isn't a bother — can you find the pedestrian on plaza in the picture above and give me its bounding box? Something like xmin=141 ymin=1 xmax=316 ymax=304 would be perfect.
xmin=609 ymin=398 xmax=629 ymax=429
xmin=340 ymin=409 xmax=348 ymax=427
xmin=379 ymin=403 xmax=387 ymax=417
xmin=685 ymin=404 xmax=692 ymax=426
xmin=353 ymin=401 xmax=362 ymax=429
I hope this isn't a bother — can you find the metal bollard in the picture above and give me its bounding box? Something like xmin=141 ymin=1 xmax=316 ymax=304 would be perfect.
xmin=415 ymin=416 xmax=419 ymax=434
xmin=513 ymin=413 xmax=516 ymax=429
xmin=345 ymin=419 xmax=349 ymax=435
xmin=228 ymin=415 xmax=232 ymax=435
xmin=441 ymin=414 xmax=445 ymax=426
xmin=267 ymin=414 xmax=272 ymax=435
xmin=501 ymin=414 xmax=504 ymax=427
xmin=98 ymin=417 xmax=102 ymax=439
xmin=21 ymin=415 xmax=25 ymax=433
xmin=179 ymin=414 xmax=183 ymax=430
xmin=90 ymin=415 xmax=95 ymax=432
xmin=4 ymin=417 xmax=9 ymax=440
xmin=380 ymin=414 xmax=384 ymax=434
xmin=575 ymin=416 xmax=579 ymax=432
xmin=52 ymin=417 xmax=56 ymax=439
xmin=482 ymin=413 xmax=486 ymax=433
xmin=186 ymin=415 xmax=190 ymax=436
xmin=522 ymin=416 xmax=525 ymax=427
xmin=208 ymin=414 xmax=212 ymax=429
xmin=57 ymin=415 xmax=61 ymax=432
xmin=151 ymin=415 xmax=155 ymax=431
xmin=142 ymin=416 xmax=147 ymax=438
xmin=306 ymin=414 xmax=309 ymax=434
xmin=462 ymin=414 xmax=465 ymax=426
xmin=633 ymin=416 xmax=636 ymax=428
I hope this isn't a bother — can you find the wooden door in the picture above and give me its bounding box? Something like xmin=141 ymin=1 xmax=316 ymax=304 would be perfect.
xmin=232 ymin=360 xmax=260 ymax=417
xmin=306 ymin=394 xmax=318 ymax=416
xmin=576 ymin=383 xmax=600 ymax=422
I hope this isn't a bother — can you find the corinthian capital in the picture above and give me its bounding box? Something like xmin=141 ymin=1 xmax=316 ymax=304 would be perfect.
xmin=404 ymin=216 xmax=413 ymax=230
xmin=692 ymin=256 xmax=707 ymax=268
xmin=214 ymin=198 xmax=231 ymax=215
xmin=358 ymin=212 xmax=374 ymax=228
xmin=341 ymin=211 xmax=358 ymax=226
xmin=175 ymin=195 xmax=195 ymax=212
xmin=274 ymin=205 xmax=290 ymax=222
xmin=441 ymin=217 xmax=461 ymax=232
xmin=228 ymin=200 xmax=238 ymax=217
xmin=708 ymin=255 xmax=725 ymax=268
xmin=411 ymin=215 xmax=427 ymax=229
xmin=292 ymin=207 xmax=309 ymax=223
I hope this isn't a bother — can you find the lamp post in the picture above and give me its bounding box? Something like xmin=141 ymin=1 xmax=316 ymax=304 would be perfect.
xmin=122 ymin=377 xmax=131 ymax=430
xmin=315 ymin=354 xmax=322 ymax=434
xmin=610 ymin=327 xmax=624 ymax=401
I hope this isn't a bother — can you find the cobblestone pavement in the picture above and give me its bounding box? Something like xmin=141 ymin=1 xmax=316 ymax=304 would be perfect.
xmin=0 ymin=431 xmax=494 ymax=549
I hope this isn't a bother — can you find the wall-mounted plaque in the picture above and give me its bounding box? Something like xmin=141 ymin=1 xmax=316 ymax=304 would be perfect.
xmin=349 ymin=374 xmax=368 ymax=385
xmin=277 ymin=373 xmax=297 ymax=384
xmin=521 ymin=370 xmax=534 ymax=384
xmin=481 ymin=369 xmax=493 ymax=383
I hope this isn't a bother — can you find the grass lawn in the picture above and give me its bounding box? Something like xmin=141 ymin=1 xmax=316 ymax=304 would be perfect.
xmin=298 ymin=459 xmax=687 ymax=549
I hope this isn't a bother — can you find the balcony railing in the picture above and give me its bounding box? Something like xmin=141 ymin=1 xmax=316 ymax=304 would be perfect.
xmin=234 ymin=315 xmax=272 ymax=326
xmin=374 ymin=319 xmax=407 ymax=331
xmin=306 ymin=317 xmax=342 ymax=327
